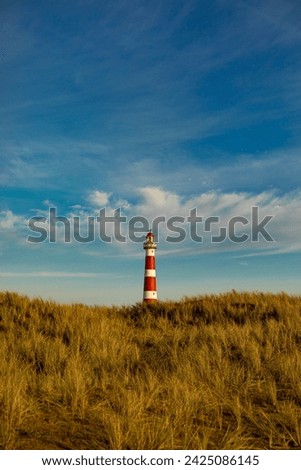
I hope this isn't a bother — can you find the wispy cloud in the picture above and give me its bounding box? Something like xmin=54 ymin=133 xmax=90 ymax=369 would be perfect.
xmin=1 ymin=116 xmax=297 ymax=204
xmin=2 ymin=0 xmax=300 ymax=159
xmin=0 ymin=185 xmax=295 ymax=258
xmin=0 ymin=210 xmax=27 ymax=230
xmin=0 ymin=271 xmax=115 ymax=278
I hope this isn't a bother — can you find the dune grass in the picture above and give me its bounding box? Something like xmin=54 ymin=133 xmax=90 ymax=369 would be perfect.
xmin=0 ymin=290 xmax=300 ymax=449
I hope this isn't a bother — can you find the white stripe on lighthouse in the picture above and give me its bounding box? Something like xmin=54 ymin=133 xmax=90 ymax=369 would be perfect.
xmin=145 ymin=269 xmax=156 ymax=277
xmin=143 ymin=291 xmax=157 ymax=299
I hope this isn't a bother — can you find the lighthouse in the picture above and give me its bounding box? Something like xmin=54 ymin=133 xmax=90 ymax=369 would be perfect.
xmin=143 ymin=231 xmax=157 ymax=302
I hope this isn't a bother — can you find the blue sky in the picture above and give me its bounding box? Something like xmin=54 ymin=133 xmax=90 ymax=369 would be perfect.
xmin=1 ymin=0 xmax=301 ymax=304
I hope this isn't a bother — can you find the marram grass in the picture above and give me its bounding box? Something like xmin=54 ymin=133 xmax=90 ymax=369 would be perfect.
xmin=0 ymin=290 xmax=301 ymax=449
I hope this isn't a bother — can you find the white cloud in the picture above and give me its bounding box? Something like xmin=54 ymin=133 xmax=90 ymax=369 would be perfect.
xmin=72 ymin=186 xmax=301 ymax=256
xmin=135 ymin=186 xmax=181 ymax=215
xmin=87 ymin=190 xmax=112 ymax=207
xmin=0 ymin=210 xmax=26 ymax=230
xmin=2 ymin=186 xmax=301 ymax=257
xmin=129 ymin=186 xmax=301 ymax=254
xmin=115 ymin=199 xmax=132 ymax=210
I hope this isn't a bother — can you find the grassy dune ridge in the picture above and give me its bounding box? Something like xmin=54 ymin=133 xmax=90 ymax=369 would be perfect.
xmin=0 ymin=290 xmax=301 ymax=449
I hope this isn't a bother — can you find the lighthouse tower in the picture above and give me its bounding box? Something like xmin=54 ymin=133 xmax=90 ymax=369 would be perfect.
xmin=143 ymin=231 xmax=157 ymax=303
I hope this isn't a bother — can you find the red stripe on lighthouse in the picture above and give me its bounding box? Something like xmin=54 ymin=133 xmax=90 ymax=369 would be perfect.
xmin=144 ymin=272 xmax=157 ymax=291
xmin=143 ymin=232 xmax=157 ymax=303
xmin=145 ymin=255 xmax=155 ymax=269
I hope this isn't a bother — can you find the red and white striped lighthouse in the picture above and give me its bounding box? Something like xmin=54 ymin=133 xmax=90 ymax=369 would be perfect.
xmin=143 ymin=231 xmax=157 ymax=303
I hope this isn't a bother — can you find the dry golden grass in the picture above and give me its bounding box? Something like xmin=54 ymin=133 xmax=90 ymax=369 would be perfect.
xmin=0 ymin=290 xmax=301 ymax=449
